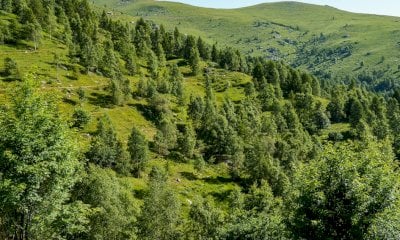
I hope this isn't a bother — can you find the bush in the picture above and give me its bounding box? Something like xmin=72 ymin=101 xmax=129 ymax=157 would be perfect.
xmin=72 ymin=108 xmax=90 ymax=128
xmin=3 ymin=57 xmax=20 ymax=79
xmin=77 ymin=87 xmax=86 ymax=102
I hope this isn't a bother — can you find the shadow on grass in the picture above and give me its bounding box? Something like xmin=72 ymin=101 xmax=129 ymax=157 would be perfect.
xmin=183 ymin=71 xmax=198 ymax=78
xmin=88 ymin=92 xmax=112 ymax=108
xmin=180 ymin=171 xmax=198 ymax=181
xmin=0 ymin=70 xmax=22 ymax=82
xmin=210 ymin=189 xmax=235 ymax=202
xmin=128 ymin=103 xmax=158 ymax=125
xmin=133 ymin=189 xmax=146 ymax=200
xmin=1 ymin=76 xmax=21 ymax=82
xmin=203 ymin=176 xmax=233 ymax=185
xmin=63 ymin=97 xmax=77 ymax=106
xmin=65 ymin=75 xmax=78 ymax=80
xmin=176 ymin=59 xmax=187 ymax=67
xmin=3 ymin=41 xmax=32 ymax=50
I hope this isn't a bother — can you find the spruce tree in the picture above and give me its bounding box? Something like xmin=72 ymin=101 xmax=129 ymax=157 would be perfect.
xmin=197 ymin=36 xmax=210 ymax=60
xmin=169 ymin=63 xmax=184 ymax=103
xmin=211 ymin=44 xmax=220 ymax=63
xmin=177 ymin=123 xmax=197 ymax=159
xmin=188 ymin=46 xmax=201 ymax=75
xmin=147 ymin=49 xmax=159 ymax=79
xmin=173 ymin=27 xmax=183 ymax=57
xmin=188 ymin=95 xmax=204 ymax=124
xmin=153 ymin=117 xmax=178 ymax=156
xmin=125 ymin=51 xmax=137 ymax=76
xmin=127 ymin=127 xmax=149 ymax=177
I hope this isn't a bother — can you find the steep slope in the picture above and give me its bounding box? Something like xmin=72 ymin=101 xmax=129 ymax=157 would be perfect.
xmin=93 ymin=0 xmax=400 ymax=90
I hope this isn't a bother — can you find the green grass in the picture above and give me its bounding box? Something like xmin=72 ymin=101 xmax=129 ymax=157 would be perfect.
xmin=320 ymin=123 xmax=351 ymax=140
xmin=125 ymin=157 xmax=238 ymax=214
xmin=92 ymin=0 xmax=400 ymax=87
xmin=0 ymin=23 xmax=246 ymax=207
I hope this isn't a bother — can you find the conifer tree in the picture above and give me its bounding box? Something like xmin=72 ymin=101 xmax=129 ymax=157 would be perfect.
xmin=346 ymin=98 xmax=364 ymax=127
xmin=137 ymin=75 xmax=149 ymax=98
xmin=184 ymin=35 xmax=197 ymax=59
xmin=72 ymin=108 xmax=90 ymax=129
xmin=188 ymin=47 xmax=201 ymax=75
xmin=177 ymin=123 xmax=197 ymax=159
xmin=153 ymin=117 xmax=178 ymax=156
xmin=100 ymin=38 xmax=118 ymax=78
xmin=211 ymin=44 xmax=220 ymax=63
xmin=173 ymin=27 xmax=183 ymax=57
xmin=169 ymin=63 xmax=184 ymax=103
xmin=134 ymin=18 xmax=152 ymax=57
xmin=147 ymin=49 xmax=159 ymax=79
xmin=197 ymin=36 xmax=210 ymax=60
xmin=188 ymin=95 xmax=205 ymax=124
xmin=127 ymin=127 xmax=149 ymax=177
xmin=265 ymin=61 xmax=280 ymax=85
xmin=110 ymin=77 xmax=124 ymax=106
xmin=156 ymin=43 xmax=167 ymax=67
xmin=187 ymin=197 xmax=223 ymax=239
xmin=125 ymin=51 xmax=138 ymax=76
xmin=314 ymin=103 xmax=331 ymax=131
xmin=80 ymin=33 xmax=98 ymax=71
xmin=252 ymin=61 xmax=266 ymax=90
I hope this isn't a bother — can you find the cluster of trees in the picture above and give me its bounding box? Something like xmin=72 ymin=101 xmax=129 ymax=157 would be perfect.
xmin=2 ymin=80 xmax=400 ymax=240
xmin=2 ymin=1 xmax=400 ymax=239
xmin=0 ymin=0 xmax=45 ymax=49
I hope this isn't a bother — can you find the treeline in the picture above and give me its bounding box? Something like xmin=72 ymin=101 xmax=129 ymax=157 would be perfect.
xmin=1 ymin=0 xmax=400 ymax=240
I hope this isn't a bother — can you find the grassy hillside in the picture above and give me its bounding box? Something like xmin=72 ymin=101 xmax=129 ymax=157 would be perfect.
xmin=3 ymin=1 xmax=400 ymax=238
xmin=0 ymin=17 xmax=252 ymax=208
xmin=93 ymin=0 xmax=400 ymax=90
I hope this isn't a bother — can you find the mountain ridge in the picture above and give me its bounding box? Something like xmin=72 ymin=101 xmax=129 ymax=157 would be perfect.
xmin=95 ymin=0 xmax=400 ymax=91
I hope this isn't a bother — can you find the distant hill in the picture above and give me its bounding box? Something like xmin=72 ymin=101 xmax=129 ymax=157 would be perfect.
xmin=94 ymin=0 xmax=400 ymax=90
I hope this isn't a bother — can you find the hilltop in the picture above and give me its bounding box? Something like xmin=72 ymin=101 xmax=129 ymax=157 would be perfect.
xmin=94 ymin=0 xmax=400 ymax=91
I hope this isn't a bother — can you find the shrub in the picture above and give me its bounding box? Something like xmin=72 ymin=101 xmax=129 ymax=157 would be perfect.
xmin=72 ymin=108 xmax=90 ymax=128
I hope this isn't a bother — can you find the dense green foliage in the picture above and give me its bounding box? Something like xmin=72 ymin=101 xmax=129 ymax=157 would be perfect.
xmin=287 ymin=141 xmax=400 ymax=239
xmin=1 ymin=1 xmax=400 ymax=239
xmin=0 ymin=80 xmax=89 ymax=239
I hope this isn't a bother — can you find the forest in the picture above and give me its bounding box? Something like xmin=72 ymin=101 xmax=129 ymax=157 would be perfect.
xmin=0 ymin=0 xmax=400 ymax=239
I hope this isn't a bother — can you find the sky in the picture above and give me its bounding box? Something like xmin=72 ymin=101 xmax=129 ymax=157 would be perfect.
xmin=161 ymin=0 xmax=400 ymax=17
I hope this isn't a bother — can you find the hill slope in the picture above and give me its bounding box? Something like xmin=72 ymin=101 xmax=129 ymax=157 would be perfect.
xmin=2 ymin=1 xmax=400 ymax=239
xmin=94 ymin=0 xmax=400 ymax=90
